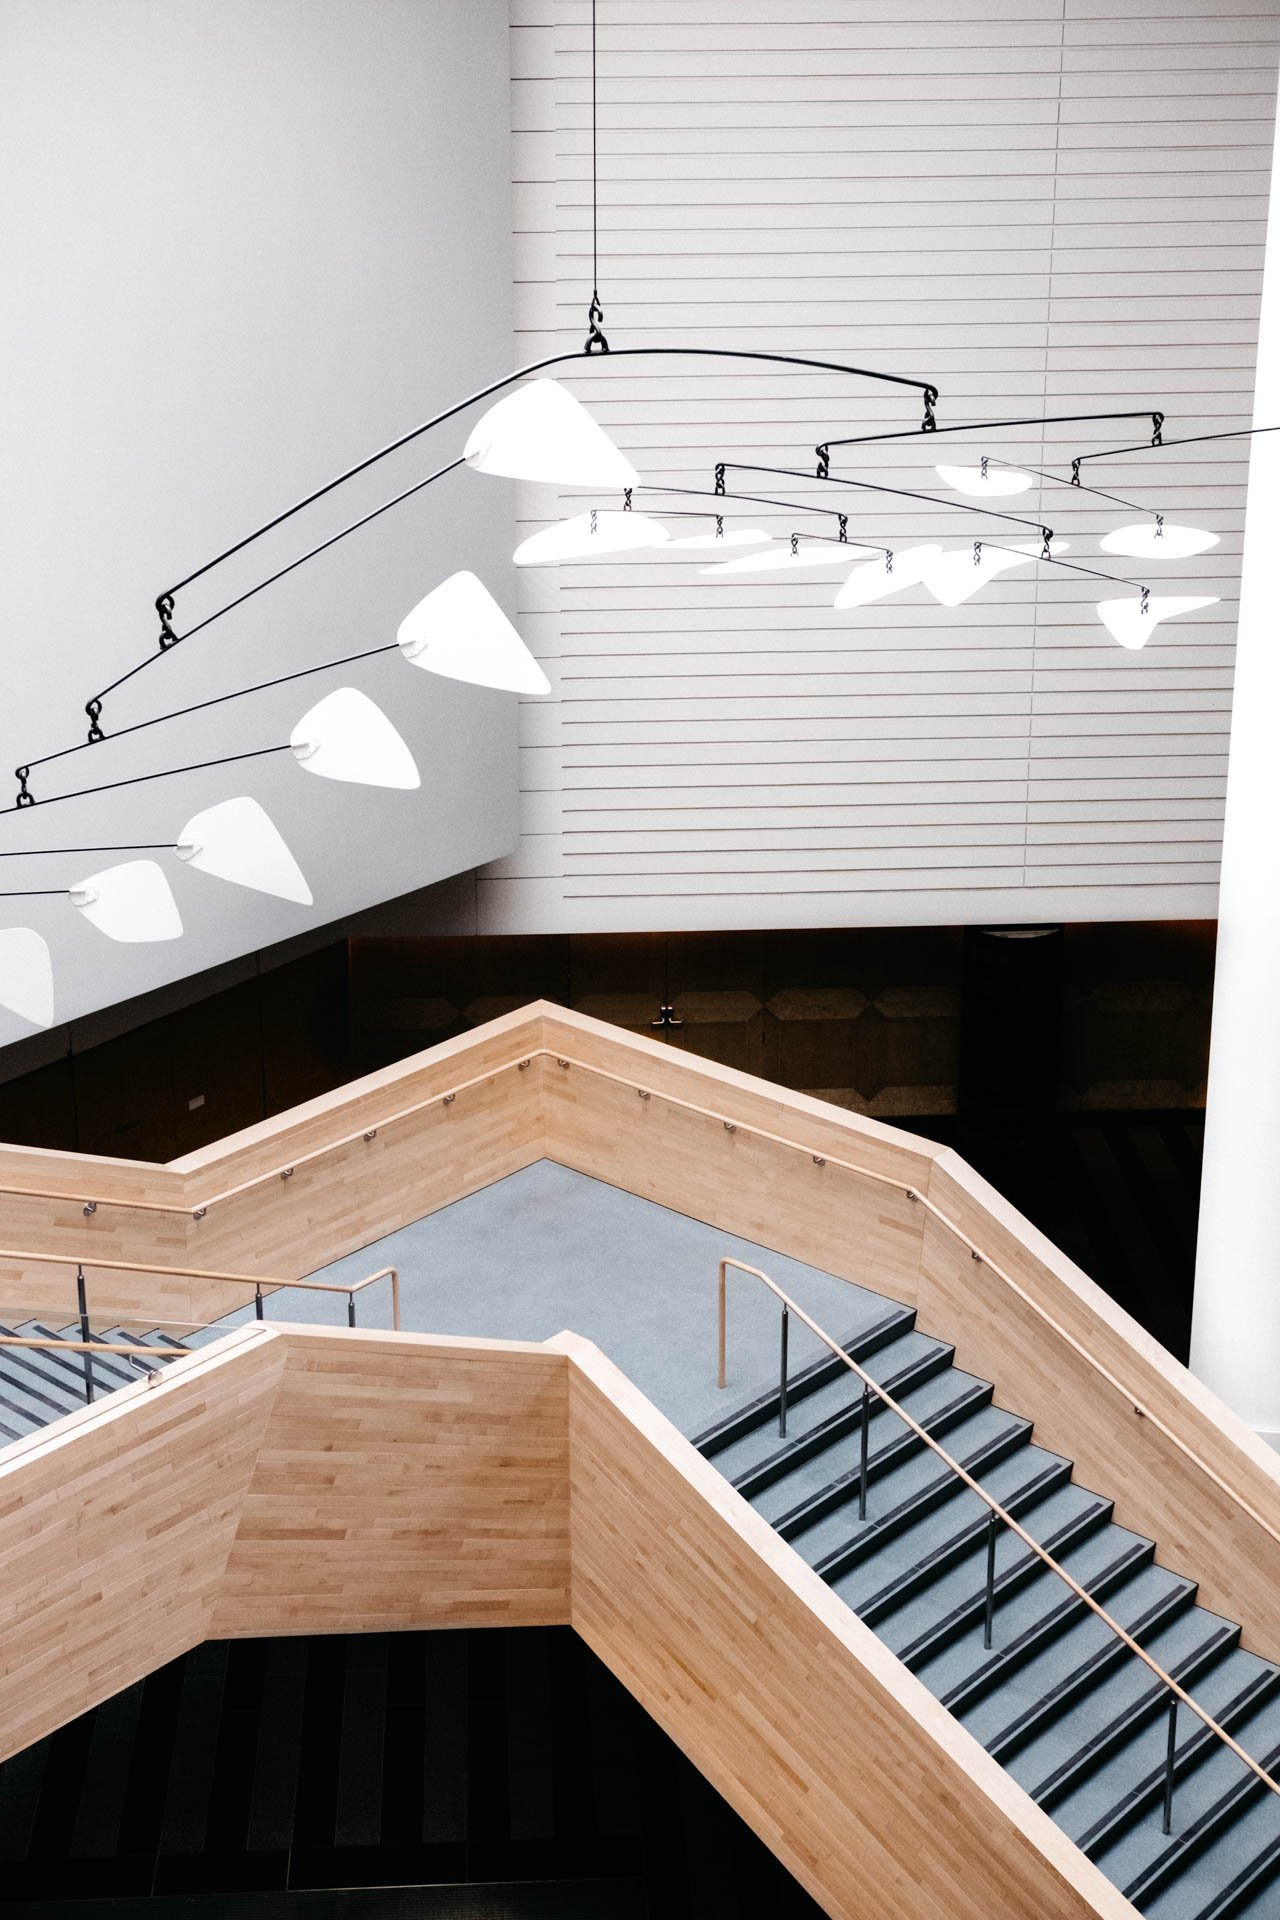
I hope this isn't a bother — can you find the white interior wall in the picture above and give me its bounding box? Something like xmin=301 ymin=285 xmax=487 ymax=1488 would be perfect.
xmin=0 ymin=0 xmax=519 ymax=1043
xmin=493 ymin=0 xmax=1278 ymax=933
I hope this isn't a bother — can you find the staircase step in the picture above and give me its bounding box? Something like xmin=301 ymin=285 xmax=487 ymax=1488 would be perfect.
xmin=725 ymin=1329 xmax=959 ymax=1503
xmin=1125 ymin=1738 xmax=1280 ymax=1918
xmin=826 ymin=1444 xmax=1073 ymax=1618
xmin=949 ymin=1562 xmax=1197 ymax=1736
xmin=1017 ymin=1616 xmax=1244 ymax=1814
xmin=794 ymin=1404 xmax=1034 ymax=1577
xmin=1171 ymin=1823 xmax=1280 ymax=1920
xmin=1088 ymin=1689 xmax=1280 ymax=1898
xmin=890 ymin=1514 xmax=1151 ymax=1674
xmin=691 ymin=1303 xmax=916 ymax=1461
xmin=754 ymin=1367 xmax=994 ymax=1535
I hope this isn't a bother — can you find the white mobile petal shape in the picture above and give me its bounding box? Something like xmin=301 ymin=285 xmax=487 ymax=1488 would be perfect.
xmin=70 ymin=860 xmax=182 ymax=943
xmin=921 ymin=538 xmax=1071 ymax=608
xmin=833 ymin=544 xmax=943 ymax=609
xmin=0 ymin=928 xmax=54 ymax=1028
xmin=513 ymin=511 xmax=668 ymax=566
xmin=464 ymin=378 xmax=639 ymax=489
xmin=668 ymin=527 xmax=769 ymax=551
xmin=291 ymin=687 xmax=420 ymax=789
xmin=1100 ymin=523 xmax=1220 ymax=561
xmin=398 ymin=569 xmax=549 ymax=696
xmin=936 ymin=463 xmax=1034 ymax=498
xmin=1096 ymin=594 xmax=1219 ymax=650
xmin=701 ymin=542 xmax=855 ymax=577
xmin=175 ymin=796 xmax=313 ymax=905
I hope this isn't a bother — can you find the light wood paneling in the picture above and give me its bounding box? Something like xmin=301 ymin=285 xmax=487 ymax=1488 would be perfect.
xmin=557 ymin=1331 xmax=1133 ymax=1920
xmin=0 ymin=1325 xmax=281 ymax=1764
xmin=917 ymin=1150 xmax=1280 ymax=1654
xmin=212 ymin=1326 xmax=570 ymax=1637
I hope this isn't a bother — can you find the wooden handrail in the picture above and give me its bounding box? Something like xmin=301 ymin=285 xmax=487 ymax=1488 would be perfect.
xmin=0 ymin=1040 xmax=1270 ymax=1557
xmin=0 ymin=1333 xmax=189 ymax=1361
xmin=717 ymin=1256 xmax=1280 ymax=1811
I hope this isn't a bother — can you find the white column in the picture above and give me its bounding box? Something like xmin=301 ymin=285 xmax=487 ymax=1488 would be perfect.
xmin=1189 ymin=78 xmax=1280 ymax=1440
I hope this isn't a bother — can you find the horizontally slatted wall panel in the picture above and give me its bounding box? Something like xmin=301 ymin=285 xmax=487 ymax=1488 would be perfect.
xmin=494 ymin=0 xmax=1278 ymax=932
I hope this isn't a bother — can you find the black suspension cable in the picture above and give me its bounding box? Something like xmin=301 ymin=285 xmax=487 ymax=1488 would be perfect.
xmin=815 ymin=409 xmax=1165 ymax=474
xmin=3 ymin=744 xmax=290 ymax=818
xmin=1071 ymin=421 xmax=1280 ymax=479
xmin=0 ymin=844 xmax=174 ymax=857
xmin=636 ymin=482 xmax=891 ymax=556
xmin=585 ymin=0 xmax=607 ymax=350
xmin=156 ymin=347 xmax=938 ymax=609
xmin=718 ymin=461 xmax=1055 ymax=544
xmin=0 ymin=889 xmax=71 ymax=898
xmin=29 ymin=645 xmax=398 ymax=775
xmin=984 ymin=456 xmax=1155 ymax=517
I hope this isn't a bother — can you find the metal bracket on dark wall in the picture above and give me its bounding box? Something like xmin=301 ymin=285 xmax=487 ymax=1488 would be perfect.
xmin=651 ymin=1003 xmax=684 ymax=1035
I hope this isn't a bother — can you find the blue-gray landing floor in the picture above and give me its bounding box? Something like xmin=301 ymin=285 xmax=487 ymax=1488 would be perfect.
xmin=197 ymin=1159 xmax=900 ymax=1438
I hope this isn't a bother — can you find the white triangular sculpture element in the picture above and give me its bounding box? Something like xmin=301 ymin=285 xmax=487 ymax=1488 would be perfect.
xmin=69 ymin=860 xmax=182 ymax=943
xmin=1100 ymin=523 xmax=1220 ymax=561
xmin=0 ymin=928 xmax=54 ymax=1027
xmin=1096 ymin=594 xmax=1218 ymax=650
xmin=936 ymin=463 xmax=1034 ymax=498
xmin=668 ymin=527 xmax=769 ymax=551
xmin=701 ymin=542 xmax=855 ymax=576
xmin=833 ymin=545 xmax=943 ymax=609
xmin=922 ymin=539 xmax=1070 ymax=609
xmin=175 ymin=796 xmax=313 ymax=905
xmin=291 ymin=687 xmax=420 ymax=789
xmin=513 ymin=511 xmax=668 ymax=566
xmin=398 ymin=570 xmax=550 ymax=696
xmin=464 ymin=378 xmax=639 ymax=489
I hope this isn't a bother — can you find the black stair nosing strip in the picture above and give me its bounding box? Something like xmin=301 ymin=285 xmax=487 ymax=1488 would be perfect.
xmin=903 ymin=1509 xmax=1143 ymax=1678
xmin=0 ymin=1398 xmax=32 ymax=1440
xmin=1034 ymin=1620 xmax=1243 ymax=1813
xmin=942 ymin=1552 xmax=1186 ymax=1717
xmin=0 ymin=1349 xmax=80 ymax=1419
xmin=28 ymin=1323 xmax=142 ymax=1388
xmin=1189 ymin=1827 xmax=1280 ymax=1920
xmin=1083 ymin=1665 xmax=1280 ymax=1867
xmin=691 ymin=1301 xmax=916 ymax=1456
xmin=99 ymin=1330 xmax=165 ymax=1370
xmin=1120 ymin=1730 xmax=1280 ymax=1907
xmin=772 ymin=1376 xmax=996 ymax=1543
xmin=859 ymin=1455 xmax=1076 ymax=1631
xmin=989 ymin=1575 xmax=1202 ymax=1768
xmin=732 ymin=1335 xmax=960 ymax=1502
xmin=813 ymin=1415 xmax=1035 ymax=1586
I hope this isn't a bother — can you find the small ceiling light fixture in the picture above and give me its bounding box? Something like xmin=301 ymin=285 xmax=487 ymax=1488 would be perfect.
xmin=921 ymin=538 xmax=1071 ymax=609
xmin=70 ymin=859 xmax=183 ymax=943
xmin=398 ymin=569 xmax=550 ymax=696
xmin=833 ymin=544 xmax=943 ymax=609
xmin=0 ymin=928 xmax=54 ymax=1028
xmin=513 ymin=508 xmax=669 ymax=566
xmin=1096 ymin=593 xmax=1219 ymax=650
xmin=936 ymin=461 xmax=1034 ymax=498
xmin=1100 ymin=522 xmax=1220 ymax=561
xmin=174 ymin=796 xmax=312 ymax=905
xmin=290 ymin=687 xmax=420 ymax=789
xmin=464 ymin=377 xmax=640 ymax=490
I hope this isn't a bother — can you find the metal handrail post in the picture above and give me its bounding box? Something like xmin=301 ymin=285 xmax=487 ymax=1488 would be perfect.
xmin=1163 ymin=1696 xmax=1179 ymax=1835
xmin=254 ymin=1283 xmax=264 ymax=1321
xmin=983 ymin=1509 xmax=999 ymax=1651
xmin=75 ymin=1263 xmax=93 ymax=1406
xmin=778 ymin=1303 xmax=790 ymax=1438
xmin=347 ymin=1291 xmax=356 ymax=1329
xmin=858 ymin=1383 xmax=870 ymax=1522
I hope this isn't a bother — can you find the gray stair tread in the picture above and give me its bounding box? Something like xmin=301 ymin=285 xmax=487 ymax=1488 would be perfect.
xmin=709 ymin=1327 xmax=947 ymax=1483
xmin=750 ymin=1364 xmax=991 ymax=1526
xmin=954 ymin=1561 xmax=1193 ymax=1745
xmin=1006 ymin=1605 xmax=1239 ymax=1801
xmin=828 ymin=1442 xmax=1073 ymax=1612
xmin=1177 ymin=1807 xmax=1280 ymax=1920
xmin=1090 ymin=1691 xmax=1280 ymax=1890
xmin=785 ymin=1401 xmax=1030 ymax=1566
xmin=880 ymin=1517 xmax=1152 ymax=1667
